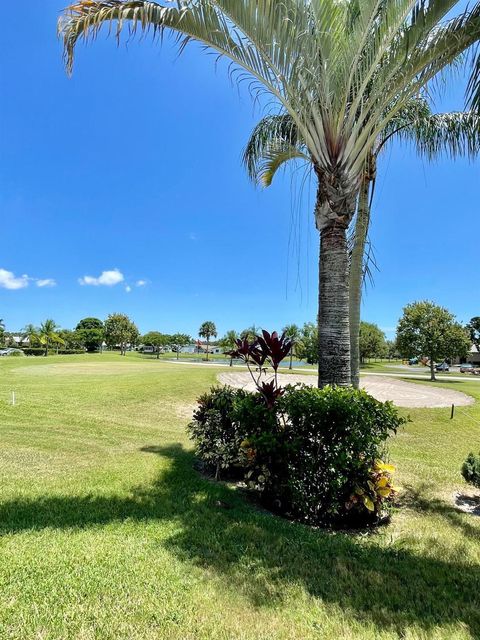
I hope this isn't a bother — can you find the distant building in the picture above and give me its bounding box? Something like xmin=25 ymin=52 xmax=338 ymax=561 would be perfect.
xmin=183 ymin=342 xmax=222 ymax=355
xmin=453 ymin=345 xmax=480 ymax=365
xmin=467 ymin=345 xmax=480 ymax=365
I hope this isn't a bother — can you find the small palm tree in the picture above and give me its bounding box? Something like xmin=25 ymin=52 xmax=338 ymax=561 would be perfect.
xmin=22 ymin=324 xmax=39 ymax=348
xmin=39 ymin=319 xmax=61 ymax=357
xmin=240 ymin=325 xmax=261 ymax=342
xmin=59 ymin=0 xmax=480 ymax=386
xmin=199 ymin=321 xmax=217 ymax=361
xmin=283 ymin=324 xmax=301 ymax=370
xmin=220 ymin=330 xmax=239 ymax=366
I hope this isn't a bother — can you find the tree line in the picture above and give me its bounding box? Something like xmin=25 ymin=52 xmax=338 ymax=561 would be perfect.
xmin=2 ymin=304 xmax=478 ymax=376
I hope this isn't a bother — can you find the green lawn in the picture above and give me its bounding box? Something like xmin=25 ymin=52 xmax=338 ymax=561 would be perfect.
xmin=0 ymin=353 xmax=479 ymax=639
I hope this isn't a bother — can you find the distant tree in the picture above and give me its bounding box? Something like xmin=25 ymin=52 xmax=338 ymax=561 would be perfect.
xmin=199 ymin=321 xmax=217 ymax=361
xmin=0 ymin=319 xmax=5 ymax=347
xmin=170 ymin=333 xmax=191 ymax=360
xmin=142 ymin=331 xmax=168 ymax=359
xmin=296 ymin=322 xmax=318 ymax=365
xmin=359 ymin=322 xmax=387 ymax=363
xmin=104 ymin=313 xmax=139 ymax=356
xmin=467 ymin=317 xmax=480 ymax=353
xmin=386 ymin=340 xmax=400 ymax=360
xmin=39 ymin=319 xmax=62 ymax=357
xmin=283 ymin=324 xmax=301 ymax=370
xmin=396 ymin=301 xmax=470 ymax=381
xmin=219 ymin=330 xmax=239 ymax=367
xmin=22 ymin=324 xmax=40 ymax=348
xmin=240 ymin=325 xmax=261 ymax=342
xmin=75 ymin=317 xmax=104 ymax=352
xmin=58 ymin=329 xmax=84 ymax=351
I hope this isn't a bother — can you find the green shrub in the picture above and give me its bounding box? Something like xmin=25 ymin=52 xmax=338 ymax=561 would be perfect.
xmin=277 ymin=386 xmax=405 ymax=525
xmin=22 ymin=348 xmax=85 ymax=356
xmin=187 ymin=386 xmax=249 ymax=479
xmin=461 ymin=452 xmax=480 ymax=488
xmin=188 ymin=383 xmax=406 ymax=527
xmin=233 ymin=391 xmax=291 ymax=497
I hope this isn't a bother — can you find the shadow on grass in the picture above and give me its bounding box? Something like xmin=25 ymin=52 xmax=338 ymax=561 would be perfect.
xmin=400 ymin=484 xmax=480 ymax=542
xmin=1 ymin=444 xmax=479 ymax=636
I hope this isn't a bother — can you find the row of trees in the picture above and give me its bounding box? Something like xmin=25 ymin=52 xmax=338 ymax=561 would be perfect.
xmin=1 ymin=315 xmax=139 ymax=356
xmin=3 ymin=306 xmax=476 ymax=374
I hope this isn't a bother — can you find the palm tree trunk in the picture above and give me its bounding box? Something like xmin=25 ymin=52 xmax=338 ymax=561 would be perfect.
xmin=289 ymin=349 xmax=293 ymax=370
xmin=206 ymin=338 xmax=209 ymax=361
xmin=349 ymin=178 xmax=371 ymax=389
xmin=318 ymin=224 xmax=351 ymax=387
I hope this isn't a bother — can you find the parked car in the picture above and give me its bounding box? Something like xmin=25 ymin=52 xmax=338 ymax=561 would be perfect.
xmin=0 ymin=348 xmax=23 ymax=356
xmin=460 ymin=363 xmax=475 ymax=373
xmin=408 ymin=357 xmax=419 ymax=365
xmin=435 ymin=362 xmax=449 ymax=372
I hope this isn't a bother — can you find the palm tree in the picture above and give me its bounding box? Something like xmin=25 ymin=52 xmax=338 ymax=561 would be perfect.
xmin=219 ymin=330 xmax=239 ymax=366
xmin=283 ymin=324 xmax=301 ymax=370
xmin=240 ymin=325 xmax=261 ymax=342
xmin=199 ymin=321 xmax=217 ymax=361
xmin=348 ymin=106 xmax=480 ymax=387
xmin=59 ymin=0 xmax=480 ymax=387
xmin=245 ymin=101 xmax=480 ymax=386
xmin=22 ymin=324 xmax=39 ymax=348
xmin=38 ymin=319 xmax=61 ymax=357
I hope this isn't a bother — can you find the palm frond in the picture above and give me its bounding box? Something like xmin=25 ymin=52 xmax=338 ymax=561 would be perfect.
xmin=243 ymin=113 xmax=306 ymax=183
xmin=59 ymin=0 xmax=480 ymax=207
xmin=466 ymin=46 xmax=480 ymax=112
xmin=396 ymin=110 xmax=480 ymax=159
xmin=258 ymin=144 xmax=310 ymax=187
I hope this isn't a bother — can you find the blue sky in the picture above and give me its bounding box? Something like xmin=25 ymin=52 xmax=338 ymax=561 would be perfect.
xmin=0 ymin=1 xmax=478 ymax=339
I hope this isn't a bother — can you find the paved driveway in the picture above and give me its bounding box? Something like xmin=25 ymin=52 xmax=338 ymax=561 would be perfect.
xmin=217 ymin=372 xmax=474 ymax=408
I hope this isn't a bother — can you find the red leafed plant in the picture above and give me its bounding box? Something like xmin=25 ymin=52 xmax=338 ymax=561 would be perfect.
xmin=227 ymin=330 xmax=292 ymax=406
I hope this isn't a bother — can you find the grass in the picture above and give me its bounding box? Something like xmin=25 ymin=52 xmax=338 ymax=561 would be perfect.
xmin=0 ymin=353 xmax=479 ymax=639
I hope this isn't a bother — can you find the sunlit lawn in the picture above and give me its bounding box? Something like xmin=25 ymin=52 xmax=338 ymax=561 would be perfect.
xmin=0 ymin=352 xmax=479 ymax=639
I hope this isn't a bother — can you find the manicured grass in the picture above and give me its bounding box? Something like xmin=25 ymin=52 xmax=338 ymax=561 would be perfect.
xmin=0 ymin=353 xmax=479 ymax=639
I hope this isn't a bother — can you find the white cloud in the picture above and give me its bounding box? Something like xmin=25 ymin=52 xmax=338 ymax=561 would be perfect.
xmin=136 ymin=279 xmax=147 ymax=287
xmin=125 ymin=285 xmax=132 ymax=293
xmin=36 ymin=278 xmax=56 ymax=288
xmin=0 ymin=269 xmax=29 ymax=290
xmin=189 ymin=232 xmax=198 ymax=241
xmin=79 ymin=269 xmax=124 ymax=287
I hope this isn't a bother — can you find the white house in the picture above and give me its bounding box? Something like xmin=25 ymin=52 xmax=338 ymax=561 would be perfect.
xmin=183 ymin=342 xmax=223 ymax=355
xmin=467 ymin=345 xmax=480 ymax=365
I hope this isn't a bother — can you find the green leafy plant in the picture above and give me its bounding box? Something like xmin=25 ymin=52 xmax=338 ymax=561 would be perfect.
xmin=461 ymin=452 xmax=480 ymax=488
xmin=275 ymin=386 xmax=406 ymax=526
xmin=346 ymin=461 xmax=397 ymax=515
xmin=187 ymin=386 xmax=248 ymax=480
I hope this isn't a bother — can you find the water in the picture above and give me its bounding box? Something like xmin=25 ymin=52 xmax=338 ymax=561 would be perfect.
xmin=166 ymin=357 xmax=311 ymax=367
